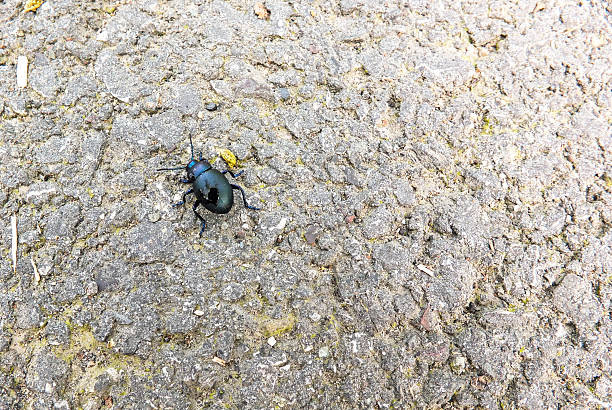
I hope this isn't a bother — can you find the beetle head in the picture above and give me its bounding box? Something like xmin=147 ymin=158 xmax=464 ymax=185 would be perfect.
xmin=186 ymin=159 xmax=212 ymax=180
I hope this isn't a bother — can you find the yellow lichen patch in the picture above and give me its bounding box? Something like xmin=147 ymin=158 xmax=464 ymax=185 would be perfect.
xmin=24 ymin=0 xmax=43 ymax=12
xmin=262 ymin=313 xmax=296 ymax=338
xmin=481 ymin=116 xmax=493 ymax=136
xmin=219 ymin=148 xmax=237 ymax=168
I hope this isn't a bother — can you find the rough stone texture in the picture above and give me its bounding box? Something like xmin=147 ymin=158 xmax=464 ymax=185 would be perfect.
xmin=553 ymin=273 xmax=604 ymax=333
xmin=44 ymin=318 xmax=70 ymax=346
xmin=1 ymin=0 xmax=611 ymax=408
xmin=125 ymin=221 xmax=177 ymax=264
xmin=25 ymin=349 xmax=70 ymax=394
xmin=95 ymin=49 xmax=147 ymax=103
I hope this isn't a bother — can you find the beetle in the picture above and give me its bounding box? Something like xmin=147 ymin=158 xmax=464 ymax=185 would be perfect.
xmin=157 ymin=135 xmax=260 ymax=236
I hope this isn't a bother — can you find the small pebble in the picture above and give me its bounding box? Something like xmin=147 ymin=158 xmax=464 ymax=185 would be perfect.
xmin=85 ymin=281 xmax=98 ymax=296
xmin=310 ymin=312 xmax=321 ymax=322
xmin=148 ymin=212 xmax=161 ymax=223
xmin=275 ymin=217 xmax=288 ymax=231
xmin=205 ymin=102 xmax=218 ymax=111
xmin=278 ymin=88 xmax=290 ymax=101
xmin=267 ymin=336 xmax=277 ymax=347
xmin=450 ymin=354 xmax=466 ymax=374
xmin=143 ymin=100 xmax=159 ymax=114
xmin=318 ymin=346 xmax=330 ymax=358
xmin=305 ymin=226 xmax=319 ymax=245
xmin=53 ymin=400 xmax=70 ymax=410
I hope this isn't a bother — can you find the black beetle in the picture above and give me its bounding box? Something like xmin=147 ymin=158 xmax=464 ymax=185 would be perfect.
xmin=157 ymin=135 xmax=260 ymax=236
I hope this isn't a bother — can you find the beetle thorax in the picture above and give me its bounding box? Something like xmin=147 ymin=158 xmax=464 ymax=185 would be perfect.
xmin=186 ymin=160 xmax=212 ymax=180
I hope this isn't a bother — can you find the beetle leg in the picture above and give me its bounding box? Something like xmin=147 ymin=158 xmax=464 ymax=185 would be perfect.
xmin=180 ymin=179 xmax=191 ymax=184
xmin=231 ymin=184 xmax=260 ymax=210
xmin=173 ymin=188 xmax=194 ymax=207
xmin=221 ymin=170 xmax=244 ymax=178
xmin=192 ymin=200 xmax=207 ymax=236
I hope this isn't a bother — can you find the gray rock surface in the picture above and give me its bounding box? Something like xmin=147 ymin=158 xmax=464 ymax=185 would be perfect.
xmin=1 ymin=0 xmax=611 ymax=408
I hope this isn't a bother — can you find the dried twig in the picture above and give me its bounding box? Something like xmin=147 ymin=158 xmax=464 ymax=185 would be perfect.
xmin=17 ymin=56 xmax=28 ymax=88
xmin=11 ymin=216 xmax=17 ymax=274
xmin=417 ymin=263 xmax=434 ymax=277
xmin=31 ymin=258 xmax=40 ymax=284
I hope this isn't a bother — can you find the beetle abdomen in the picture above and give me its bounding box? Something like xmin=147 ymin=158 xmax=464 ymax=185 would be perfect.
xmin=194 ymin=169 xmax=234 ymax=214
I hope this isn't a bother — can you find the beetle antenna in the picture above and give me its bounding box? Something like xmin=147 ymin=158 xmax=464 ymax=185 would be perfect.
xmin=157 ymin=166 xmax=185 ymax=171
xmin=189 ymin=134 xmax=195 ymax=160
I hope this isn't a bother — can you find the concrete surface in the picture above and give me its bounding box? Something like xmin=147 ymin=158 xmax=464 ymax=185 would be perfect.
xmin=0 ymin=0 xmax=611 ymax=408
